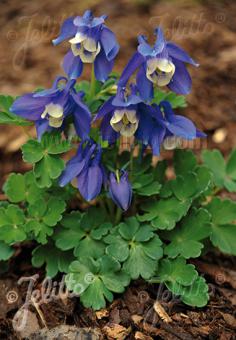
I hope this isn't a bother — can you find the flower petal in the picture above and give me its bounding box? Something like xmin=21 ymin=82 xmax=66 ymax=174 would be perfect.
xmin=35 ymin=119 xmax=50 ymax=140
xmin=71 ymin=92 xmax=91 ymax=140
xmin=101 ymin=112 xmax=119 ymax=143
xmin=136 ymin=64 xmax=153 ymax=101
xmin=59 ymin=154 xmax=86 ymax=187
xmin=166 ymin=42 xmax=199 ymax=66
xmin=93 ymin=96 xmax=114 ymax=121
xmin=52 ymin=17 xmax=77 ymax=45
xmin=100 ymin=26 xmax=119 ymax=61
xmin=77 ymin=164 xmax=103 ymax=201
xmin=63 ymin=50 xmax=83 ymax=80
xmin=167 ymin=115 xmax=197 ymax=139
xmin=109 ymin=171 xmax=132 ymax=211
xmin=10 ymin=93 xmax=50 ymax=121
xmin=94 ymin=49 xmax=114 ymax=82
xmin=154 ymin=27 xmax=166 ymax=53
xmin=118 ymin=52 xmax=144 ymax=88
xmin=168 ymin=59 xmax=192 ymax=94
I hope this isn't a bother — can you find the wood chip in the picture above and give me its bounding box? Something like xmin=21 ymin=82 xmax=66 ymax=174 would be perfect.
xmin=220 ymin=312 xmax=236 ymax=328
xmin=13 ymin=309 xmax=40 ymax=339
xmin=135 ymin=331 xmax=153 ymax=340
xmin=153 ymin=301 xmax=172 ymax=323
xmin=103 ymin=323 xmax=131 ymax=340
xmin=95 ymin=308 xmax=109 ymax=319
xmin=131 ymin=314 xmax=144 ymax=325
xmin=218 ymin=288 xmax=236 ymax=306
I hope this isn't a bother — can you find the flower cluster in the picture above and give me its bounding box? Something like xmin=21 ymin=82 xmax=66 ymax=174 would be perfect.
xmin=10 ymin=10 xmax=205 ymax=211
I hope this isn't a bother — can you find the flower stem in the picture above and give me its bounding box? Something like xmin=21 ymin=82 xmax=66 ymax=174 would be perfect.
xmin=114 ymin=207 xmax=122 ymax=225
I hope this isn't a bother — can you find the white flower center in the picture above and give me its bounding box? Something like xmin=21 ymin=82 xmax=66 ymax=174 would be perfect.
xmin=163 ymin=136 xmax=182 ymax=150
xmin=110 ymin=109 xmax=139 ymax=137
xmin=69 ymin=33 xmax=101 ymax=63
xmin=41 ymin=103 xmax=64 ymax=128
xmin=146 ymin=58 xmax=175 ymax=86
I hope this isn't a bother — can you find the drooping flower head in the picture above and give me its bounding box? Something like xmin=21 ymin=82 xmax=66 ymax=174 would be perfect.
xmin=109 ymin=170 xmax=132 ymax=211
xmin=53 ymin=10 xmax=119 ymax=82
xmin=118 ymin=27 xmax=198 ymax=100
xmin=59 ymin=140 xmax=104 ymax=201
xmin=136 ymin=100 xmax=206 ymax=155
xmin=10 ymin=76 xmax=91 ymax=140
xmin=93 ymin=84 xmax=143 ymax=143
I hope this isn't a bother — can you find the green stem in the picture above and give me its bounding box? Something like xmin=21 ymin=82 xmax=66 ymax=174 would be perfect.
xmin=89 ymin=63 xmax=96 ymax=100
xmin=129 ymin=144 xmax=135 ymax=182
xmin=114 ymin=207 xmax=123 ymax=225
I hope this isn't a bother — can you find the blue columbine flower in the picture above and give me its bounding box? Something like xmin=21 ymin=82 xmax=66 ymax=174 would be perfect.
xmin=53 ymin=10 xmax=119 ymax=82
xmin=94 ymin=84 xmax=143 ymax=143
xmin=136 ymin=100 xmax=206 ymax=155
xmin=118 ymin=27 xmax=198 ymax=100
xmin=109 ymin=170 xmax=132 ymax=211
xmin=59 ymin=140 xmax=104 ymax=201
xmin=10 ymin=76 xmax=91 ymax=140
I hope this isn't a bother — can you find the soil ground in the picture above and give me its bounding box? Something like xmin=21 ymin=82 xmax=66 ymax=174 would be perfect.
xmin=0 ymin=0 xmax=236 ymax=338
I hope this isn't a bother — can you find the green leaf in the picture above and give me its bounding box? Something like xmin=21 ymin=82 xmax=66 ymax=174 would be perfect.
xmin=166 ymin=276 xmax=209 ymax=307
xmin=206 ymin=197 xmax=236 ymax=225
xmin=32 ymin=244 xmax=75 ymax=278
xmin=153 ymin=160 xmax=167 ymax=183
xmin=139 ymin=197 xmax=191 ymax=230
xmin=22 ymin=133 xmax=71 ymax=188
xmin=3 ymin=172 xmax=43 ymax=203
xmin=171 ymin=173 xmax=199 ymax=200
xmin=34 ymin=155 xmax=65 ymax=188
xmin=210 ymin=224 xmax=236 ymax=256
xmin=22 ymin=140 xmax=44 ymax=163
xmin=202 ymin=149 xmax=236 ymax=192
xmin=153 ymin=90 xmax=187 ymax=108
xmin=202 ymin=149 xmax=225 ymax=187
xmin=54 ymin=208 xmax=111 ymax=259
xmin=155 ymin=243 xmax=209 ymax=307
xmin=41 ymin=133 xmax=71 ymax=154
xmin=157 ymin=257 xmax=198 ymax=286
xmin=226 ymin=149 xmax=236 ymax=180
xmin=206 ymin=197 xmax=236 ymax=255
xmin=0 ymin=242 xmax=14 ymax=260
xmin=54 ymin=212 xmax=83 ymax=250
xmin=136 ymin=181 xmax=162 ymax=196
xmin=0 ymin=95 xmax=32 ymax=126
xmin=26 ymin=198 xmax=66 ymax=244
xmin=3 ymin=173 xmax=25 ymax=202
xmin=66 ymin=255 xmax=130 ymax=310
xmin=170 ymin=168 xmax=212 ymax=201
xmin=174 ymin=149 xmax=197 ymax=176
xmin=0 ymin=205 xmax=26 ymax=244
xmin=164 ymin=208 xmax=211 ymax=259
xmin=132 ymin=173 xmax=153 ymax=189
xmin=105 ymin=217 xmax=163 ymax=279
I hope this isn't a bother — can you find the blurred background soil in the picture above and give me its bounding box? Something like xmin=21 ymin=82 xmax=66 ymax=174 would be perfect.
xmin=0 ymin=0 xmax=236 ymax=185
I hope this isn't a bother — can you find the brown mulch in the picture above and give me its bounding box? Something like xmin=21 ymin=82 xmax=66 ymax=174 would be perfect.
xmin=0 ymin=247 xmax=235 ymax=339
